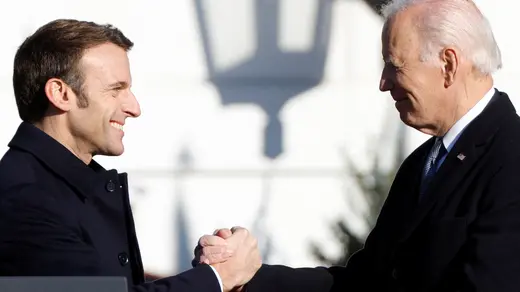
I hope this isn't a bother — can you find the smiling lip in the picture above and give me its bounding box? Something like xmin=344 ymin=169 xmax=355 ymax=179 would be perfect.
xmin=109 ymin=120 xmax=124 ymax=131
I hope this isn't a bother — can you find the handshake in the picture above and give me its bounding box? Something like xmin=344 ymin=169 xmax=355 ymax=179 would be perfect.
xmin=192 ymin=227 xmax=262 ymax=292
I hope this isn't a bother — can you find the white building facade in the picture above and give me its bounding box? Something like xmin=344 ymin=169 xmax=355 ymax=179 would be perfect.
xmin=0 ymin=0 xmax=518 ymax=276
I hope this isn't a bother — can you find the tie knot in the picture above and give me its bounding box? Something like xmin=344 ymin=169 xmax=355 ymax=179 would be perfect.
xmin=423 ymin=137 xmax=446 ymax=178
xmin=432 ymin=137 xmax=446 ymax=158
xmin=420 ymin=137 xmax=447 ymax=195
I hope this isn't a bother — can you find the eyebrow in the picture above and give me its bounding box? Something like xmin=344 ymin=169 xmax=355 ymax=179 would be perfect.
xmin=105 ymin=81 xmax=129 ymax=90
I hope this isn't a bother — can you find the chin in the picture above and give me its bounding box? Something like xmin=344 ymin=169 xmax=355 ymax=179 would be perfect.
xmin=400 ymin=115 xmax=435 ymax=135
xmin=399 ymin=112 xmax=417 ymax=128
xmin=110 ymin=149 xmax=125 ymax=156
xmin=104 ymin=145 xmax=125 ymax=156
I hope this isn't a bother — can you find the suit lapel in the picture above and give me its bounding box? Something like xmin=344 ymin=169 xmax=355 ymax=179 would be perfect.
xmin=369 ymin=141 xmax=430 ymax=249
xmin=396 ymin=90 xmax=515 ymax=243
xmin=397 ymin=142 xmax=480 ymax=243
xmin=403 ymin=142 xmax=432 ymax=212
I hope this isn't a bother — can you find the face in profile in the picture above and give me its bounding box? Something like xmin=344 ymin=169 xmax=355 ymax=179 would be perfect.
xmin=66 ymin=43 xmax=141 ymax=157
xmin=379 ymin=12 xmax=448 ymax=135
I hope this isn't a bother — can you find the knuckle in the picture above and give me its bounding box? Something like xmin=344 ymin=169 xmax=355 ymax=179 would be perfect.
xmin=206 ymin=253 xmax=217 ymax=261
xmin=203 ymin=235 xmax=225 ymax=247
xmin=220 ymin=245 xmax=229 ymax=254
xmin=231 ymin=226 xmax=245 ymax=233
xmin=202 ymin=246 xmax=226 ymax=259
xmin=201 ymin=246 xmax=212 ymax=256
xmin=203 ymin=246 xmax=215 ymax=256
xmin=199 ymin=235 xmax=211 ymax=246
xmin=234 ymin=227 xmax=249 ymax=239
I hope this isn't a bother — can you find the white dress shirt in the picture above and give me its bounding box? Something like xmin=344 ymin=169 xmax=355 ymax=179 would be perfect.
xmin=436 ymin=87 xmax=496 ymax=168
xmin=209 ymin=265 xmax=223 ymax=292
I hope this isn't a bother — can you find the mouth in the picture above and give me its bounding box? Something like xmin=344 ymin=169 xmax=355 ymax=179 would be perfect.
xmin=391 ymin=95 xmax=407 ymax=102
xmin=109 ymin=121 xmax=124 ymax=131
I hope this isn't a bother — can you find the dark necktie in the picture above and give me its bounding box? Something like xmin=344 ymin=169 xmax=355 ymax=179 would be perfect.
xmin=420 ymin=137 xmax=447 ymax=196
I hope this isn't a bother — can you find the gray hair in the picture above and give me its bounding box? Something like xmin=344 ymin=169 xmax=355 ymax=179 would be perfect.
xmin=381 ymin=0 xmax=502 ymax=75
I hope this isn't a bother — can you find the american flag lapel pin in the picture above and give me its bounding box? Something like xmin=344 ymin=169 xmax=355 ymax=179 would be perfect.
xmin=457 ymin=153 xmax=466 ymax=161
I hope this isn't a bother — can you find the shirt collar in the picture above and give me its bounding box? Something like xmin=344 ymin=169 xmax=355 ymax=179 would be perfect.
xmin=442 ymin=87 xmax=496 ymax=151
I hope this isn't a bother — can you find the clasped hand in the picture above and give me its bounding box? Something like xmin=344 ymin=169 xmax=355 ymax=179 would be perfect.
xmin=193 ymin=227 xmax=262 ymax=292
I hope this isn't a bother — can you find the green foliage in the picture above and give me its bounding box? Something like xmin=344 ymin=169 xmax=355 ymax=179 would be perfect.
xmin=310 ymin=154 xmax=400 ymax=266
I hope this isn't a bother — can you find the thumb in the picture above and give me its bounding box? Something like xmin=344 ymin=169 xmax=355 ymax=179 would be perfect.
xmin=214 ymin=228 xmax=233 ymax=239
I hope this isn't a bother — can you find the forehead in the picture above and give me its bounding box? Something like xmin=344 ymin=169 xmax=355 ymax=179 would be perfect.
xmin=79 ymin=43 xmax=131 ymax=86
xmin=381 ymin=10 xmax=421 ymax=61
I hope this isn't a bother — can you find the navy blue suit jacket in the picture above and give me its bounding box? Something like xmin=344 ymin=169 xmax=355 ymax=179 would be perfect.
xmin=246 ymin=91 xmax=520 ymax=291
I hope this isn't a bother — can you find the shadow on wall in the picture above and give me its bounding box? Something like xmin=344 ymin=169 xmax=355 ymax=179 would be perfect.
xmin=194 ymin=0 xmax=333 ymax=159
xmin=143 ymin=0 xmax=392 ymax=279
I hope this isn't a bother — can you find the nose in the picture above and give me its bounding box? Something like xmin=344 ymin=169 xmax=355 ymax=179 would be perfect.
xmin=123 ymin=90 xmax=141 ymax=118
xmin=379 ymin=74 xmax=393 ymax=92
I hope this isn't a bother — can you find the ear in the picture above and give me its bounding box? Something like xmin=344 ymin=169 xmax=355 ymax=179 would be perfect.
xmin=441 ymin=48 xmax=459 ymax=88
xmin=44 ymin=78 xmax=73 ymax=112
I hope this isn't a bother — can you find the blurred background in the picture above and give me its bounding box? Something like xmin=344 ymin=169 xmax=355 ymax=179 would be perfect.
xmin=0 ymin=0 xmax=519 ymax=279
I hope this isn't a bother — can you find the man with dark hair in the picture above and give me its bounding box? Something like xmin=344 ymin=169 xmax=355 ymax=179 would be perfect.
xmin=13 ymin=19 xmax=134 ymax=123
xmin=0 ymin=19 xmax=261 ymax=292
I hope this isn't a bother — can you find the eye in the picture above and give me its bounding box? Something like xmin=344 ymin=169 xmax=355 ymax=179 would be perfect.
xmin=387 ymin=62 xmax=405 ymax=76
xmin=111 ymin=88 xmax=122 ymax=97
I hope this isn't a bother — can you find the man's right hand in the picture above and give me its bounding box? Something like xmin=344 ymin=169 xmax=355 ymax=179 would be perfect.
xmin=195 ymin=227 xmax=262 ymax=292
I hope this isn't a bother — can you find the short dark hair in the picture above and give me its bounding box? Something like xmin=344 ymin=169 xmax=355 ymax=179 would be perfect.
xmin=13 ymin=19 xmax=134 ymax=122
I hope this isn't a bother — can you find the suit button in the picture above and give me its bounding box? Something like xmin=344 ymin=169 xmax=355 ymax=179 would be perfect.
xmin=118 ymin=252 xmax=129 ymax=266
xmin=106 ymin=180 xmax=116 ymax=192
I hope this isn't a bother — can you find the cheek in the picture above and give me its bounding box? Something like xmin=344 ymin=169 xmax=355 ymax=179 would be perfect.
xmin=402 ymin=73 xmax=434 ymax=100
xmin=86 ymin=103 xmax=109 ymax=124
xmin=394 ymin=71 xmax=417 ymax=91
xmin=79 ymin=108 xmax=108 ymax=135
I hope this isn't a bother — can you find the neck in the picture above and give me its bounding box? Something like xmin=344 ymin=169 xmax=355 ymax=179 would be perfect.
xmin=436 ymin=75 xmax=493 ymax=136
xmin=33 ymin=116 xmax=93 ymax=165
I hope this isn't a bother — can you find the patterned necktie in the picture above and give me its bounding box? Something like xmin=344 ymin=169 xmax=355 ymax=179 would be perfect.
xmin=420 ymin=137 xmax=447 ymax=196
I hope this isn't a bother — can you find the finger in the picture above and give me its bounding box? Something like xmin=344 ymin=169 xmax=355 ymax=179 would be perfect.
xmin=193 ymin=243 xmax=202 ymax=257
xmin=227 ymin=227 xmax=258 ymax=249
xmin=195 ymin=249 xmax=211 ymax=265
xmin=192 ymin=244 xmax=209 ymax=266
xmin=229 ymin=227 xmax=250 ymax=240
xmin=199 ymin=234 xmax=228 ymax=247
xmin=202 ymin=245 xmax=230 ymax=257
xmin=200 ymin=246 xmax=232 ymax=264
xmin=215 ymin=228 xmax=233 ymax=239
xmin=230 ymin=226 xmax=245 ymax=233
